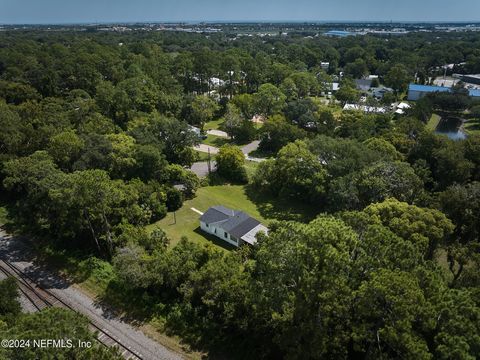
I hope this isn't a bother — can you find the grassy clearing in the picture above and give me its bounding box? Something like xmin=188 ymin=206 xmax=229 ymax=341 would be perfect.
xmin=427 ymin=113 xmax=441 ymax=131
xmin=204 ymin=118 xmax=224 ymax=131
xmin=202 ymin=134 xmax=230 ymax=148
xmin=36 ymin=245 xmax=115 ymax=297
xmin=150 ymin=184 xmax=318 ymax=248
xmin=464 ymin=119 xmax=480 ymax=135
xmin=194 ymin=150 xmax=216 ymax=162
xmin=150 ymin=185 xmax=265 ymax=248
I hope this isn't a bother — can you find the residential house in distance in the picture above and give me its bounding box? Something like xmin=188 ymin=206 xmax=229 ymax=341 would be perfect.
xmin=395 ymin=102 xmax=411 ymax=115
xmin=199 ymin=206 xmax=268 ymax=247
xmin=371 ymin=86 xmax=394 ymax=99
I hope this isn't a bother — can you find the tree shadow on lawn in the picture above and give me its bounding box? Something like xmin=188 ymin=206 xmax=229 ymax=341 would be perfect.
xmin=193 ymin=227 xmax=237 ymax=251
xmin=244 ymin=184 xmax=319 ymax=223
xmin=204 ymin=135 xmax=252 ymax=149
xmin=465 ymin=119 xmax=480 ymax=131
xmin=203 ymin=135 xmax=230 ymax=148
xmin=205 ymin=172 xmax=248 ymax=186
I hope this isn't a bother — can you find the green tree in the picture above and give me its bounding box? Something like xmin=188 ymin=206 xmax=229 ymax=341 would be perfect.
xmin=253 ymin=83 xmax=287 ymax=117
xmin=253 ymin=140 xmax=327 ymax=202
xmin=364 ymin=137 xmax=403 ymax=160
xmin=190 ymin=95 xmax=219 ymax=131
xmin=344 ymin=58 xmax=369 ymax=78
xmin=216 ymin=145 xmax=247 ymax=183
xmin=223 ymin=103 xmax=256 ymax=143
xmin=353 ymin=269 xmax=432 ymax=359
xmin=0 ymin=278 xmax=21 ymax=321
xmin=47 ymin=130 xmax=85 ymax=170
xmin=231 ymin=93 xmax=256 ymax=120
xmin=385 ymin=64 xmax=411 ymax=93
xmin=335 ymin=85 xmax=359 ymax=106
xmin=248 ymin=216 xmax=358 ymax=358
xmin=364 ymin=199 xmax=454 ymax=259
xmin=106 ymin=133 xmax=137 ymax=178
xmin=1 ymin=308 xmax=120 ymax=359
xmin=258 ymin=115 xmax=307 ymax=154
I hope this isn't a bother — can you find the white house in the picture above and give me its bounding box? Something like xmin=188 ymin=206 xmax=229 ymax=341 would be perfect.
xmin=320 ymin=62 xmax=330 ymax=71
xmin=199 ymin=206 xmax=268 ymax=247
xmin=395 ymin=102 xmax=411 ymax=115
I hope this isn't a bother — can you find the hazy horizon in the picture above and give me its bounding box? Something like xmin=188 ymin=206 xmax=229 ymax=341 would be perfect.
xmin=1 ymin=0 xmax=480 ymax=25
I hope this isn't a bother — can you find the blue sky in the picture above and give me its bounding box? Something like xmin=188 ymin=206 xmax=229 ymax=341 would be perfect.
xmin=1 ymin=0 xmax=480 ymax=24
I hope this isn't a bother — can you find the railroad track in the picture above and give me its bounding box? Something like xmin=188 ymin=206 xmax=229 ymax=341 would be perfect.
xmin=0 ymin=259 xmax=143 ymax=360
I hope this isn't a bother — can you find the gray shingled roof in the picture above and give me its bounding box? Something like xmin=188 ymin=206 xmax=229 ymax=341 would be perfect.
xmin=220 ymin=212 xmax=250 ymax=232
xmin=200 ymin=206 xmax=264 ymax=239
xmin=229 ymin=217 xmax=261 ymax=239
xmin=200 ymin=206 xmax=234 ymax=224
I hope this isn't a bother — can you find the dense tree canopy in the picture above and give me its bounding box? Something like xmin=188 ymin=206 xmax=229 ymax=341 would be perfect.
xmin=1 ymin=27 xmax=480 ymax=360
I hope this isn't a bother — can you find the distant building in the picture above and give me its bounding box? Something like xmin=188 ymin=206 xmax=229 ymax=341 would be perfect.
xmin=320 ymin=62 xmax=330 ymax=71
xmin=395 ymin=102 xmax=411 ymax=115
xmin=343 ymin=103 xmax=387 ymax=114
xmin=325 ymin=30 xmax=354 ymax=37
xmin=209 ymin=77 xmax=225 ymax=88
xmin=469 ymin=89 xmax=480 ymax=98
xmin=408 ymin=83 xmax=480 ymax=100
xmin=323 ymin=82 xmax=340 ymax=93
xmin=458 ymin=74 xmax=480 ymax=86
xmin=199 ymin=206 xmax=268 ymax=247
xmin=407 ymin=84 xmax=452 ymax=101
xmin=188 ymin=125 xmax=202 ymax=139
xmin=371 ymin=87 xmax=394 ymax=99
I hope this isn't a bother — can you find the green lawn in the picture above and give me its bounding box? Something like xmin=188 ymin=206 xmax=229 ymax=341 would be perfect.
xmin=202 ymin=134 xmax=230 ymax=148
xmin=0 ymin=206 xmax=8 ymax=226
xmin=149 ymin=185 xmax=265 ymax=248
xmin=427 ymin=113 xmax=441 ymax=131
xmin=465 ymin=119 xmax=480 ymax=135
xmin=204 ymin=118 xmax=225 ymax=131
xmin=194 ymin=150 xmax=216 ymax=162
xmin=150 ymin=184 xmax=318 ymax=248
xmin=244 ymin=161 xmax=260 ymax=180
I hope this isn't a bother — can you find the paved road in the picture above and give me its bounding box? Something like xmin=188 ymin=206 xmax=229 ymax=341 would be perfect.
xmin=190 ymin=140 xmax=265 ymax=177
xmin=206 ymin=129 xmax=229 ymax=138
xmin=0 ymin=229 xmax=184 ymax=360
xmin=193 ymin=144 xmax=219 ymax=154
xmin=241 ymin=140 xmax=260 ymax=155
xmin=190 ymin=161 xmax=216 ymax=177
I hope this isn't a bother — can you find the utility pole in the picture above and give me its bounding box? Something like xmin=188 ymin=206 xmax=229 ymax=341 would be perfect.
xmin=173 ymin=211 xmax=177 ymax=225
xmin=207 ymin=148 xmax=211 ymax=174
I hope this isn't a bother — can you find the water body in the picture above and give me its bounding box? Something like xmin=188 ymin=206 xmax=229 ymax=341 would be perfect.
xmin=435 ymin=116 xmax=467 ymax=140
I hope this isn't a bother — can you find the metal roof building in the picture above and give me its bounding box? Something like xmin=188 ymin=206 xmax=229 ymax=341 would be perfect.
xmin=407 ymin=83 xmax=480 ymax=100
xmin=407 ymin=84 xmax=452 ymax=101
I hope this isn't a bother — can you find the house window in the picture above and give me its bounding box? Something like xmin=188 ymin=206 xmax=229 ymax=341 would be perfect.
xmin=224 ymin=232 xmax=228 ymax=239
xmin=206 ymin=223 xmax=209 ymax=228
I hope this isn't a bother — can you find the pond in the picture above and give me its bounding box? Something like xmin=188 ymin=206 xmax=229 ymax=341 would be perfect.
xmin=435 ymin=116 xmax=467 ymax=140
